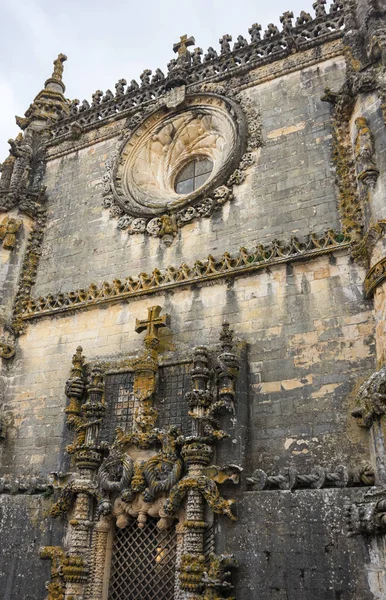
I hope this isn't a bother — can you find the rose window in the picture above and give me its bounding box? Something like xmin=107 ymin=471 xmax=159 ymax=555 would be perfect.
xmin=111 ymin=94 xmax=247 ymax=219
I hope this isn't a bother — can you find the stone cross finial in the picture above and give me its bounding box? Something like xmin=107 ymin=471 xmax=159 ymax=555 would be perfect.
xmin=313 ymin=0 xmax=327 ymax=18
xmin=192 ymin=47 xmax=203 ymax=65
xmin=248 ymin=23 xmax=262 ymax=43
xmin=52 ymin=53 xmax=67 ymax=82
xmin=135 ymin=306 xmax=169 ymax=339
xmin=280 ymin=11 xmax=294 ymax=31
xmin=219 ymin=34 xmax=232 ymax=54
xmin=173 ymin=34 xmax=195 ymax=57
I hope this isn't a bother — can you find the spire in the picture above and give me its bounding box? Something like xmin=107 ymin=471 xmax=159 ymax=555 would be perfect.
xmin=16 ymin=53 xmax=69 ymax=131
xmin=46 ymin=53 xmax=67 ymax=92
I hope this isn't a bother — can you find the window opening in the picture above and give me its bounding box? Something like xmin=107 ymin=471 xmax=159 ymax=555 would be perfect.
xmin=175 ymin=157 xmax=213 ymax=194
xmin=108 ymin=517 xmax=177 ymax=600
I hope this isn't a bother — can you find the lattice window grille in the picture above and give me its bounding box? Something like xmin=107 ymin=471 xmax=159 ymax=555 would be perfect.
xmin=102 ymin=372 xmax=135 ymax=442
xmin=156 ymin=363 xmax=192 ymax=435
xmin=108 ymin=517 xmax=177 ymax=600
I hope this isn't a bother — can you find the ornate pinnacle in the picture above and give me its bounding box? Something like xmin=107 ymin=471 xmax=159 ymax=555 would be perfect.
xmin=220 ymin=322 xmax=234 ymax=353
xmin=173 ymin=34 xmax=195 ymax=57
xmin=313 ymin=0 xmax=327 ymax=18
xmin=20 ymin=53 xmax=69 ymax=127
xmin=51 ymin=53 xmax=67 ymax=84
xmin=71 ymin=346 xmax=85 ymax=379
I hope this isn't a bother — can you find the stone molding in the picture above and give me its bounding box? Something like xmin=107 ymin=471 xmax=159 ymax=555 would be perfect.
xmin=365 ymin=257 xmax=386 ymax=296
xmin=17 ymin=230 xmax=350 ymax=323
xmin=247 ymin=463 xmax=375 ymax=491
xmin=0 ymin=475 xmax=54 ymax=495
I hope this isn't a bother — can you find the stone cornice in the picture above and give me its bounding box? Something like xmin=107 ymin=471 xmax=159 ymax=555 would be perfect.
xmin=20 ymin=230 xmax=350 ymax=322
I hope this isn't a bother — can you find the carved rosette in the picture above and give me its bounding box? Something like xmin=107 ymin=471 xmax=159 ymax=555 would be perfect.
xmin=102 ymin=92 xmax=257 ymax=243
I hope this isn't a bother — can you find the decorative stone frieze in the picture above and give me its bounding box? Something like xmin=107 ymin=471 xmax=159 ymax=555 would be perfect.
xmin=322 ymin=86 xmax=363 ymax=241
xmin=12 ymin=205 xmax=47 ymax=335
xmin=16 ymin=229 xmax=350 ymax=323
xmin=48 ymin=4 xmax=344 ymax=144
xmin=247 ymin=463 xmax=375 ymax=491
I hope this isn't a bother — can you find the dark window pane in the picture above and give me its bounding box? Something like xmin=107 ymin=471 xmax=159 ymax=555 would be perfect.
xmin=176 ymin=178 xmax=194 ymax=194
xmin=195 ymin=158 xmax=213 ymax=176
xmin=176 ymin=161 xmax=195 ymax=183
xmin=194 ymin=172 xmax=211 ymax=190
xmin=175 ymin=157 xmax=213 ymax=195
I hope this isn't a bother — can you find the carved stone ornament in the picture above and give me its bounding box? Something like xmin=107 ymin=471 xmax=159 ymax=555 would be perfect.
xmin=43 ymin=313 xmax=241 ymax=599
xmin=103 ymin=93 xmax=251 ymax=242
xmin=0 ymin=215 xmax=22 ymax=250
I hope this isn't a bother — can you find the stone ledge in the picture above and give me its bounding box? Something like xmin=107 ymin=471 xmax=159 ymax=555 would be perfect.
xmin=20 ymin=230 xmax=350 ymax=322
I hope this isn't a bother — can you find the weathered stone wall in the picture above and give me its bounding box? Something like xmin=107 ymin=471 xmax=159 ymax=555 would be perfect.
xmin=33 ymin=55 xmax=346 ymax=297
xmin=218 ymin=489 xmax=375 ymax=600
xmin=3 ymin=250 xmax=373 ymax=475
xmin=0 ymin=495 xmax=63 ymax=600
xmin=0 ymin=25 xmax=382 ymax=600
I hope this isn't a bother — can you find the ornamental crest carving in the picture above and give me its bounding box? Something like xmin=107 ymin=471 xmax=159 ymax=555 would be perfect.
xmin=103 ymin=92 xmax=260 ymax=243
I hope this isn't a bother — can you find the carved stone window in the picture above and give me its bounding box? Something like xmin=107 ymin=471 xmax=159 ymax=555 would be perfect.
xmin=174 ymin=157 xmax=213 ymax=194
xmin=102 ymin=92 xmax=259 ymax=240
xmin=108 ymin=518 xmax=177 ymax=600
xmin=113 ymin=95 xmax=245 ymax=217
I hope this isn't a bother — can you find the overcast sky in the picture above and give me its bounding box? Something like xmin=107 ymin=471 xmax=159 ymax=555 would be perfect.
xmin=0 ymin=0 xmax=335 ymax=160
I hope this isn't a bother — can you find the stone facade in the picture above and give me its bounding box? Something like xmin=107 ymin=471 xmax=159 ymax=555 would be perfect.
xmin=2 ymin=2 xmax=386 ymax=599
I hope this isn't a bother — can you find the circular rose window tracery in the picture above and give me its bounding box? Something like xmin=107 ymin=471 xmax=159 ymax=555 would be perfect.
xmin=112 ymin=94 xmax=247 ymax=219
xmin=103 ymin=91 xmax=261 ymax=243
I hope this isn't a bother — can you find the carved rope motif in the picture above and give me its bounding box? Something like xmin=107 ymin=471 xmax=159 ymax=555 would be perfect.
xmin=364 ymin=257 xmax=386 ymax=296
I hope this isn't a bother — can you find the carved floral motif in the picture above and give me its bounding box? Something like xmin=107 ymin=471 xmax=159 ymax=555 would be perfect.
xmin=0 ymin=216 xmax=22 ymax=250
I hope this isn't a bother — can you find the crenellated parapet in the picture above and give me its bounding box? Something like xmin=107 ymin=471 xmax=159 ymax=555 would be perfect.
xmin=46 ymin=2 xmax=345 ymax=142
